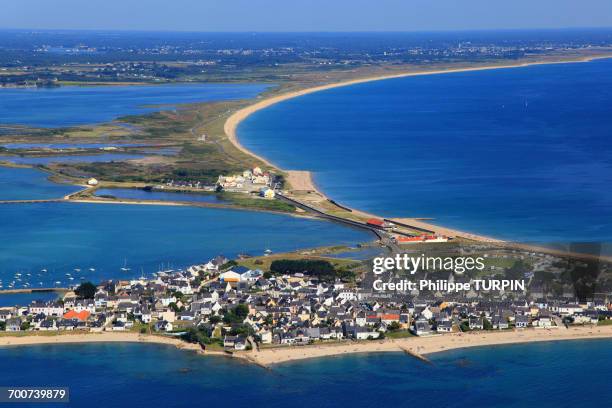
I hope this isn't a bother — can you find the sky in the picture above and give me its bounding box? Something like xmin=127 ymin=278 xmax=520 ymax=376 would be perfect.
xmin=2 ymin=0 xmax=612 ymax=32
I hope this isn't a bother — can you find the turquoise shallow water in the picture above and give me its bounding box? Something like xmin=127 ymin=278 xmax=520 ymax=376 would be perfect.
xmin=1 ymin=339 xmax=610 ymax=407
xmin=0 ymin=83 xmax=270 ymax=127
xmin=0 ymin=201 xmax=370 ymax=288
xmin=239 ymin=59 xmax=612 ymax=243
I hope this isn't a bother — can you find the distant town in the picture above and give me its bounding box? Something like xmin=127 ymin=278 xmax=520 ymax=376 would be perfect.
xmin=2 ymin=29 xmax=612 ymax=87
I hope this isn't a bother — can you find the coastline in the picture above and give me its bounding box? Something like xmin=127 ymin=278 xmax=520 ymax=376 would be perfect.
xmin=0 ymin=331 xmax=232 ymax=359
xmin=246 ymin=325 xmax=612 ymax=366
xmin=2 ymin=325 xmax=611 ymax=367
xmin=224 ymin=54 xmax=612 ymax=243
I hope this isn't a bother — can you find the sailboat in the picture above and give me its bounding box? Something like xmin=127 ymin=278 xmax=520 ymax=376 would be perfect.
xmin=121 ymin=259 xmax=131 ymax=272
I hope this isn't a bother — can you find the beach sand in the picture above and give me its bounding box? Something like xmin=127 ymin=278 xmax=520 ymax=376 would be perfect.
xmin=0 ymin=331 xmax=229 ymax=358
xmin=244 ymin=325 xmax=612 ymax=366
xmin=3 ymin=326 xmax=611 ymax=367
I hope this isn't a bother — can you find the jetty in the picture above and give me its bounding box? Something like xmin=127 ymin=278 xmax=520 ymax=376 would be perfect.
xmin=0 ymin=288 xmax=69 ymax=295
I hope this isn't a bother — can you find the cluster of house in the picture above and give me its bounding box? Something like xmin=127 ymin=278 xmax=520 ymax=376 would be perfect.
xmin=217 ymin=167 xmax=273 ymax=194
xmin=1 ymin=255 xmax=611 ymax=350
xmin=161 ymin=180 xmax=214 ymax=190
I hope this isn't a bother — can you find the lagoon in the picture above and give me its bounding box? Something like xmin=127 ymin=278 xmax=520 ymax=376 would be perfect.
xmin=0 ymin=166 xmax=79 ymax=200
xmin=94 ymin=188 xmax=227 ymax=204
xmin=239 ymin=59 xmax=612 ymax=243
xmin=0 ymin=83 xmax=270 ymax=127
xmin=0 ymin=153 xmax=146 ymax=165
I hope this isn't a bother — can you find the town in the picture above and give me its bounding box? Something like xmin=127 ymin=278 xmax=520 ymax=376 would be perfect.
xmin=1 ymin=251 xmax=611 ymax=353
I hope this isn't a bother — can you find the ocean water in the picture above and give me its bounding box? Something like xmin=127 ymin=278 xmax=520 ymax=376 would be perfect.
xmin=0 ymin=166 xmax=79 ymax=200
xmin=0 ymin=202 xmax=371 ymax=287
xmin=1 ymin=340 xmax=610 ymax=408
xmin=94 ymin=188 xmax=227 ymax=204
xmin=239 ymin=59 xmax=612 ymax=243
xmin=0 ymin=83 xmax=270 ymax=127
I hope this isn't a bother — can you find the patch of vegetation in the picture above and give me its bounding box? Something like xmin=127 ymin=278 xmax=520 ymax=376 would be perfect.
xmin=219 ymin=193 xmax=295 ymax=213
xmin=222 ymin=304 xmax=249 ymax=324
xmin=269 ymin=259 xmax=355 ymax=282
xmin=75 ymin=281 xmax=96 ymax=299
xmin=385 ymin=330 xmax=414 ymax=339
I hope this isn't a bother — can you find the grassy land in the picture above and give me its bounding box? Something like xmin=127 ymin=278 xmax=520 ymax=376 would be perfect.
xmin=218 ymin=192 xmax=296 ymax=213
xmin=385 ymin=330 xmax=415 ymax=339
xmin=237 ymin=252 xmax=360 ymax=272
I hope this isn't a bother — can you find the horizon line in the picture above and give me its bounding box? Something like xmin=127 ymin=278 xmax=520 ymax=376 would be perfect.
xmin=1 ymin=26 xmax=612 ymax=35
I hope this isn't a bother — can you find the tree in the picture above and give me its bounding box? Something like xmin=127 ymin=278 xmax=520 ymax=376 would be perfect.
xmin=223 ymin=304 xmax=249 ymax=324
xmin=75 ymin=281 xmax=96 ymax=299
xmin=387 ymin=321 xmax=401 ymax=331
xmin=269 ymin=259 xmax=339 ymax=282
xmin=168 ymin=302 xmax=183 ymax=313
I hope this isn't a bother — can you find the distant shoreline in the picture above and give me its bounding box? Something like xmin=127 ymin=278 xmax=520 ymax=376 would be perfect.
xmin=224 ymin=53 xmax=612 ymax=243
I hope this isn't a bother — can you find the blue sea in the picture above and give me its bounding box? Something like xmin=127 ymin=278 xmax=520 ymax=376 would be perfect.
xmin=239 ymin=59 xmax=612 ymax=243
xmin=0 ymin=201 xmax=370 ymax=288
xmin=0 ymin=83 xmax=270 ymax=127
xmin=1 ymin=340 xmax=610 ymax=408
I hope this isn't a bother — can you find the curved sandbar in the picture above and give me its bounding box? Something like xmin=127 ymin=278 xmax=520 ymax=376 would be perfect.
xmin=224 ymin=53 xmax=612 ymax=243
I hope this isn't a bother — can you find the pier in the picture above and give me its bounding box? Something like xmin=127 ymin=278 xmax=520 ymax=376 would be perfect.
xmin=0 ymin=199 xmax=63 ymax=204
xmin=0 ymin=288 xmax=69 ymax=295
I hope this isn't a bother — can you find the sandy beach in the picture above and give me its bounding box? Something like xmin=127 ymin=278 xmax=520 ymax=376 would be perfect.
xmin=0 ymin=331 xmax=193 ymax=349
xmin=0 ymin=331 xmax=232 ymax=359
xmin=3 ymin=326 xmax=610 ymax=368
xmin=245 ymin=325 xmax=612 ymax=366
